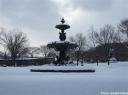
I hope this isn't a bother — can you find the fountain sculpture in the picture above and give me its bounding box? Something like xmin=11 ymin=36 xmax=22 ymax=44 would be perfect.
xmin=47 ymin=18 xmax=77 ymax=65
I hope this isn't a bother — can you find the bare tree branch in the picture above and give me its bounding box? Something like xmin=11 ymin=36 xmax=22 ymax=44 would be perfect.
xmin=0 ymin=30 xmax=28 ymax=66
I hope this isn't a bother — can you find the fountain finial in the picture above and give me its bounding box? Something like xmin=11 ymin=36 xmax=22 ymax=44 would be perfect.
xmin=61 ymin=18 xmax=65 ymax=24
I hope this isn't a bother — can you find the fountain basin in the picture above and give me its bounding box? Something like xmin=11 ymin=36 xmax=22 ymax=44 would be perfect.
xmin=56 ymin=24 xmax=70 ymax=30
xmin=47 ymin=41 xmax=77 ymax=51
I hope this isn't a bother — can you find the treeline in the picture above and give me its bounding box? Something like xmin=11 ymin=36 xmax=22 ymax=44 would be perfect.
xmin=0 ymin=18 xmax=128 ymax=66
xmin=68 ymin=19 xmax=128 ymax=65
xmin=0 ymin=29 xmax=56 ymax=66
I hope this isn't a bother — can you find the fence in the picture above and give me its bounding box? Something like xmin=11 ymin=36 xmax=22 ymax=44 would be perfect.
xmin=0 ymin=57 xmax=54 ymax=66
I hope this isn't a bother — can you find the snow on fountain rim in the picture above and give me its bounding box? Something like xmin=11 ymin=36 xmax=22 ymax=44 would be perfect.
xmin=30 ymin=66 xmax=95 ymax=71
xmin=48 ymin=41 xmax=76 ymax=44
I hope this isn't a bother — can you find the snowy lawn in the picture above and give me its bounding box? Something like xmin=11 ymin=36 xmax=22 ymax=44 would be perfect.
xmin=0 ymin=62 xmax=128 ymax=95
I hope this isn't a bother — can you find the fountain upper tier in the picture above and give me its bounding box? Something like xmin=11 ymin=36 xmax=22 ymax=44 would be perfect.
xmin=56 ymin=24 xmax=70 ymax=30
xmin=55 ymin=18 xmax=70 ymax=31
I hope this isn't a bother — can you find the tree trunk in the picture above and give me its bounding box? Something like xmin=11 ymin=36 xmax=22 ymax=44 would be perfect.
xmin=11 ymin=56 xmax=16 ymax=67
xmin=96 ymin=56 xmax=99 ymax=66
xmin=76 ymin=51 xmax=79 ymax=66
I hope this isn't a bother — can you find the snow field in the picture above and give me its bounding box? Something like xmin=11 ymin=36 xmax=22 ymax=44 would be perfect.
xmin=0 ymin=62 xmax=128 ymax=95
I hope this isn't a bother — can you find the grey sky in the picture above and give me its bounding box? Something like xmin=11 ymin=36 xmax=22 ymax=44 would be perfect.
xmin=0 ymin=0 xmax=128 ymax=47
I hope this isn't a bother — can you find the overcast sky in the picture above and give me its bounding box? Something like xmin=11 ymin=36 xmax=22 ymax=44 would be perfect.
xmin=0 ymin=0 xmax=128 ymax=47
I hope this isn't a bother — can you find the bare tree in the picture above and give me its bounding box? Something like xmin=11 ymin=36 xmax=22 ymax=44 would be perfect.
xmin=94 ymin=24 xmax=120 ymax=65
xmin=0 ymin=27 xmax=6 ymax=44
xmin=118 ymin=19 xmax=128 ymax=38
xmin=94 ymin=25 xmax=116 ymax=45
xmin=88 ymin=26 xmax=99 ymax=65
xmin=69 ymin=33 xmax=87 ymax=50
xmin=28 ymin=47 xmax=40 ymax=57
xmin=18 ymin=47 xmax=29 ymax=58
xmin=0 ymin=30 xmax=28 ymax=66
xmin=88 ymin=26 xmax=97 ymax=48
xmin=113 ymin=31 xmax=124 ymax=43
xmin=69 ymin=33 xmax=87 ymax=65
xmin=40 ymin=45 xmax=50 ymax=57
xmin=118 ymin=19 xmax=128 ymax=48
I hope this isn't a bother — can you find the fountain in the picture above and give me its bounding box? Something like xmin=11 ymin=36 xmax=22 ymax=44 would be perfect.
xmin=47 ymin=18 xmax=78 ymax=65
xmin=30 ymin=18 xmax=95 ymax=73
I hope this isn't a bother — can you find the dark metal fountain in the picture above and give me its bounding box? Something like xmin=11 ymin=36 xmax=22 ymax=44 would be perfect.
xmin=47 ymin=18 xmax=77 ymax=65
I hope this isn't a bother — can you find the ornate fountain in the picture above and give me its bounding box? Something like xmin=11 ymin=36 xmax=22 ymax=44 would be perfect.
xmin=47 ymin=18 xmax=77 ymax=65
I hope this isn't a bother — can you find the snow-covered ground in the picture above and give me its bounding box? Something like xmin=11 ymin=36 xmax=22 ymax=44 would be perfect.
xmin=0 ymin=62 xmax=128 ymax=95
